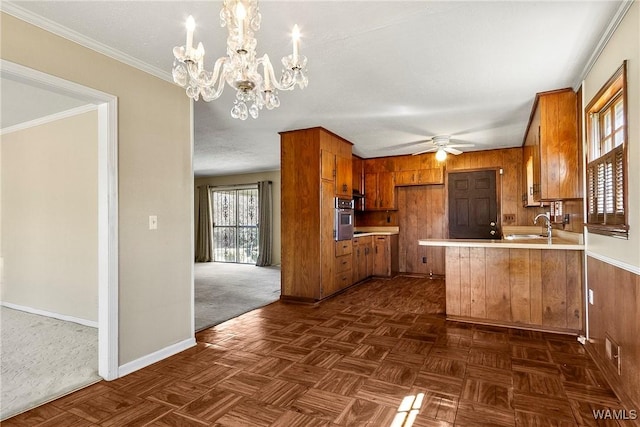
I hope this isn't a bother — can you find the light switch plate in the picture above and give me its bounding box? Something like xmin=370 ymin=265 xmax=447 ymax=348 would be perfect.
xmin=149 ymin=215 xmax=158 ymax=230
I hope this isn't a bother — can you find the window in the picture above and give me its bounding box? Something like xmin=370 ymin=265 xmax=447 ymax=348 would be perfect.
xmin=211 ymin=187 xmax=259 ymax=263
xmin=585 ymin=61 xmax=628 ymax=238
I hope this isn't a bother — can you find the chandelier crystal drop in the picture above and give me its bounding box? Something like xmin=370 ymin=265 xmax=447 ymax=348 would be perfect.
xmin=172 ymin=0 xmax=308 ymax=120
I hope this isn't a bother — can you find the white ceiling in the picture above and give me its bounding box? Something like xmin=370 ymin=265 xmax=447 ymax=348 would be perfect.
xmin=2 ymin=1 xmax=627 ymax=176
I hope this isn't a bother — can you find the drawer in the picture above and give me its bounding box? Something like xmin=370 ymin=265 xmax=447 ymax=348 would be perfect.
xmin=335 ymin=240 xmax=353 ymax=256
xmin=335 ymin=271 xmax=352 ymax=290
xmin=335 ymin=254 xmax=352 ymax=273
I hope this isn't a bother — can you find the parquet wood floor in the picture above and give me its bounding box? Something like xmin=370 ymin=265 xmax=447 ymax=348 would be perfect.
xmin=4 ymin=276 xmax=635 ymax=426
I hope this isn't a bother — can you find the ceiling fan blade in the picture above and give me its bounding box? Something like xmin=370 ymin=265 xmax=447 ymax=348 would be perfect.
xmin=444 ymin=147 xmax=463 ymax=155
xmin=446 ymin=143 xmax=475 ymax=148
xmin=412 ymin=147 xmax=438 ymax=156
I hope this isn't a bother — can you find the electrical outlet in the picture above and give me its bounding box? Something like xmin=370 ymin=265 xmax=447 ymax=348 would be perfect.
xmin=503 ymin=214 xmax=515 ymax=223
xmin=422 ymin=257 xmax=427 ymax=264
xmin=605 ymin=335 xmax=622 ymax=375
xmin=589 ymin=289 xmax=594 ymax=305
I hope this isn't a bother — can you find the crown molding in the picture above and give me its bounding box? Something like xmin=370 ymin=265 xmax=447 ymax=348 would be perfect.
xmin=573 ymin=0 xmax=635 ymax=90
xmin=1 ymin=104 xmax=98 ymax=135
xmin=1 ymin=1 xmax=173 ymax=83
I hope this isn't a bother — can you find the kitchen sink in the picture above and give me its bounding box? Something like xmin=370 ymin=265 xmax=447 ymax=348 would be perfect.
xmin=503 ymin=234 xmax=547 ymax=240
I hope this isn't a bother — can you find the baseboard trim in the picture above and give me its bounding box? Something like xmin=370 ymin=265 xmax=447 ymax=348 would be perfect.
xmin=584 ymin=341 xmax=640 ymax=424
xmin=118 ymin=337 xmax=196 ymax=378
xmin=0 ymin=301 xmax=98 ymax=328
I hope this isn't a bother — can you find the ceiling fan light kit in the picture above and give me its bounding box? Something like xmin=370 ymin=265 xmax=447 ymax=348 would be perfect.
xmin=435 ymin=147 xmax=448 ymax=162
xmin=172 ymin=0 xmax=309 ymax=120
xmin=410 ymin=134 xmax=475 ymax=158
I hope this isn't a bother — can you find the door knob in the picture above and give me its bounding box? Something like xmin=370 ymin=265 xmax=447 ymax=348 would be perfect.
xmin=490 ymin=230 xmax=496 ymax=235
xmin=490 ymin=221 xmax=496 ymax=227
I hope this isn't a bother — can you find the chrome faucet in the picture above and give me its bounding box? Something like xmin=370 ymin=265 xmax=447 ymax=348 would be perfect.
xmin=534 ymin=213 xmax=552 ymax=243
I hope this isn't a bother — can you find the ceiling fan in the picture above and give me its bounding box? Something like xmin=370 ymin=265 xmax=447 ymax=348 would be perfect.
xmin=411 ymin=135 xmax=475 ymax=161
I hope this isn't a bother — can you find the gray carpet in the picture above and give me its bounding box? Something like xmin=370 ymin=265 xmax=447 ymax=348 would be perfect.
xmin=194 ymin=262 xmax=281 ymax=331
xmin=0 ymin=307 xmax=100 ymax=420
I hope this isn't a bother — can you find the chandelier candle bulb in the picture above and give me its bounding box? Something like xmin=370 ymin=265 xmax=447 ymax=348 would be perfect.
xmin=292 ymin=25 xmax=300 ymax=62
xmin=185 ymin=15 xmax=195 ymax=55
xmin=236 ymin=3 xmax=246 ymax=47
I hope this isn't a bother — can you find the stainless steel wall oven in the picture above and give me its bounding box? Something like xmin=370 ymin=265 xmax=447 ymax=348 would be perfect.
xmin=334 ymin=198 xmax=354 ymax=241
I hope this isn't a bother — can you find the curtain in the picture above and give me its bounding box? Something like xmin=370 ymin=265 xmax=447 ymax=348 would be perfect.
xmin=256 ymin=181 xmax=272 ymax=266
xmin=195 ymin=186 xmax=213 ymax=262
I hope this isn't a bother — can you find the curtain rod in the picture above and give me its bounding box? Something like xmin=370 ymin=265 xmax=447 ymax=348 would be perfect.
xmin=197 ymin=181 xmax=272 ymax=189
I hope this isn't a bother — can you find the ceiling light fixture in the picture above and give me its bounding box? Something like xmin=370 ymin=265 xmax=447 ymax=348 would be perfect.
xmin=172 ymin=0 xmax=308 ymax=120
xmin=435 ymin=148 xmax=447 ymax=162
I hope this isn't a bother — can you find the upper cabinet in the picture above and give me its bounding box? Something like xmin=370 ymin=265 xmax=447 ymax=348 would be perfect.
xmin=523 ymin=88 xmax=581 ymax=203
xmin=395 ymin=168 xmax=444 ymax=186
xmin=364 ymin=171 xmax=396 ymax=210
xmin=335 ymin=155 xmax=353 ymax=197
xmin=320 ymin=132 xmax=353 ymax=197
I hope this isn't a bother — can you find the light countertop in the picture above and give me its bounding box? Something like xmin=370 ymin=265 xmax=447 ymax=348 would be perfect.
xmin=353 ymin=227 xmax=399 ymax=237
xmin=418 ymin=238 xmax=584 ymax=250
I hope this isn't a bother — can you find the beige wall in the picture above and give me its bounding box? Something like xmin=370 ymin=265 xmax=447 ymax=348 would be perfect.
xmin=1 ymin=111 xmax=99 ymax=321
xmin=583 ymin=1 xmax=640 ymax=408
xmin=584 ymin=2 xmax=640 ymax=269
xmin=195 ymin=170 xmax=281 ymax=265
xmin=1 ymin=13 xmax=193 ymax=365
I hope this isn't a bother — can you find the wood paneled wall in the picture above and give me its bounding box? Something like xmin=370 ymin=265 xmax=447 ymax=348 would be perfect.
xmin=586 ymin=256 xmax=640 ymax=408
xmin=446 ymin=247 xmax=582 ymax=333
xmin=397 ymin=185 xmax=446 ymax=275
xmin=357 ymin=147 xmax=532 ymax=229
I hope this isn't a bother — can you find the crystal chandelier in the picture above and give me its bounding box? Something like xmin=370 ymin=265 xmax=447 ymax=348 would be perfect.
xmin=172 ymin=0 xmax=308 ymax=120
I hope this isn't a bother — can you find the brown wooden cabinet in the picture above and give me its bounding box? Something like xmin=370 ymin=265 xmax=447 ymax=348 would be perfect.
xmin=372 ymin=235 xmax=399 ymax=277
xmin=352 ymin=236 xmax=373 ymax=284
xmin=523 ymin=88 xmax=581 ymax=202
xmin=395 ymin=168 xmax=444 ymax=186
xmin=364 ymin=172 xmax=396 ymax=210
xmin=280 ymin=127 xmax=353 ymax=301
xmin=445 ymin=246 xmax=582 ymax=333
xmin=336 ymin=155 xmax=352 ymax=198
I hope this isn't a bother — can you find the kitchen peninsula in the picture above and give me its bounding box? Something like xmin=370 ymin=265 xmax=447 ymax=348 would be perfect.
xmin=419 ymin=230 xmax=585 ymax=334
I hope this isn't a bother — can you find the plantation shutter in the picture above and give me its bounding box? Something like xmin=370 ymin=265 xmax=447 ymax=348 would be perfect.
xmin=587 ymin=145 xmax=624 ymax=226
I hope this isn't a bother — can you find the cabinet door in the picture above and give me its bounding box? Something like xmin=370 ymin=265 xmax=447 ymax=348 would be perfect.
xmin=395 ymin=170 xmax=417 ymax=186
xmin=377 ymin=172 xmax=396 ymax=209
xmin=364 ymin=173 xmax=378 ymax=210
xmin=321 ymin=150 xmax=335 ymax=182
xmin=320 ymin=181 xmax=335 ymax=298
xmin=336 ymin=155 xmax=353 ymax=197
xmin=373 ymin=236 xmax=390 ymax=276
xmin=352 ymin=244 xmax=360 ymax=283
xmin=365 ymin=240 xmax=374 ymax=278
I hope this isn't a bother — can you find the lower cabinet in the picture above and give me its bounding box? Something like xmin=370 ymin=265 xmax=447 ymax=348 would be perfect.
xmin=352 ymin=236 xmax=373 ymax=283
xmin=373 ymin=235 xmax=399 ymax=277
xmin=445 ymin=246 xmax=583 ymax=333
xmin=334 ymin=241 xmax=352 ymax=293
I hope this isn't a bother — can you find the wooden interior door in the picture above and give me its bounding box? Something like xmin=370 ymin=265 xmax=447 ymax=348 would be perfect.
xmin=397 ymin=185 xmax=446 ymax=275
xmin=448 ymin=170 xmax=498 ymax=239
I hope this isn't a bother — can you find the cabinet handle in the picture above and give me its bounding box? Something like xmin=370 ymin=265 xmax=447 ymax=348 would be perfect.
xmin=343 ymin=184 xmax=347 ymax=192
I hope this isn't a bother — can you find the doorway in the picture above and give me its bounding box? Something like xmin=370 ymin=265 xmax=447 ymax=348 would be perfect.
xmin=448 ymin=169 xmax=499 ymax=239
xmin=211 ymin=187 xmax=259 ymax=264
xmin=1 ymin=61 xmax=118 ymax=418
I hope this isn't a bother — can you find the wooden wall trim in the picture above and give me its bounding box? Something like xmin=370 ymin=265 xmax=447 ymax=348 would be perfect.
xmin=587 ymin=251 xmax=640 ymax=275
